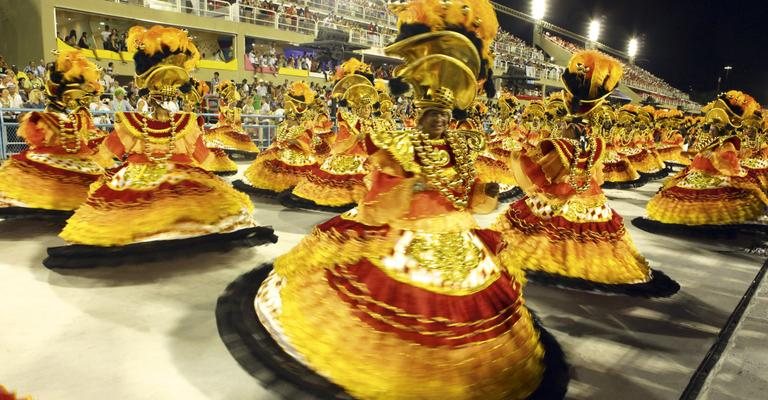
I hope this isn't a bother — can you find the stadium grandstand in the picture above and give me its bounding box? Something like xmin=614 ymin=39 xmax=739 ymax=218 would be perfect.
xmin=0 ymin=0 xmax=698 ymax=112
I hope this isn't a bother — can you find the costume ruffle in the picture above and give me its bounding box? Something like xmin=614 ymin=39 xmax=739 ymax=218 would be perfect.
xmin=494 ymin=197 xmax=652 ymax=285
xmin=249 ymin=213 xmax=554 ymax=400
xmin=60 ymin=163 xmax=255 ymax=246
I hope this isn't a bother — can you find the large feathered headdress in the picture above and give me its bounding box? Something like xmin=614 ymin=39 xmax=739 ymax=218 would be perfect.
xmin=561 ymin=50 xmax=623 ymax=117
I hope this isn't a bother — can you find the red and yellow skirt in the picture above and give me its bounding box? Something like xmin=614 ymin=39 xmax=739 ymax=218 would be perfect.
xmin=493 ymin=196 xmax=652 ymax=284
xmin=647 ymin=174 xmax=767 ymax=225
xmin=200 ymin=148 xmax=238 ymax=174
xmin=603 ymin=152 xmax=641 ymax=184
xmin=258 ymin=214 xmax=548 ymax=399
xmin=622 ymin=148 xmax=666 ymax=174
xmin=0 ymin=150 xmax=103 ymax=211
xmin=290 ymin=154 xmax=367 ymax=207
xmin=657 ymin=144 xmax=691 ymax=166
xmin=476 ymin=151 xmax=517 ymax=186
xmin=242 ymin=145 xmax=315 ymax=192
xmin=60 ymin=162 xmax=255 ymax=246
xmin=206 ymin=125 xmax=260 ymax=154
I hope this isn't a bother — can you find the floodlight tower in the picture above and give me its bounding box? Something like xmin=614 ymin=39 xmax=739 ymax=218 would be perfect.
xmin=628 ymin=37 xmax=639 ymax=63
xmin=587 ymin=19 xmax=601 ymax=49
xmin=531 ymin=0 xmax=546 ymax=44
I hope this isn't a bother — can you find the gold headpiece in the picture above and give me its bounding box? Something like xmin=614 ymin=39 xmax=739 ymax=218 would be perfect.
xmin=498 ymin=91 xmax=519 ymax=116
xmin=385 ymin=0 xmax=498 ymax=110
xmin=561 ymin=50 xmax=623 ymax=117
xmin=128 ymin=25 xmax=200 ymax=96
xmin=331 ymin=74 xmax=378 ymax=108
xmin=217 ymin=80 xmax=240 ymax=103
xmin=284 ymin=81 xmax=317 ymax=114
xmin=45 ymin=50 xmax=103 ymax=107
xmin=334 ymin=58 xmax=373 ymax=82
xmin=545 ymin=91 xmax=568 ymax=119
xmin=523 ymin=101 xmax=546 ymax=119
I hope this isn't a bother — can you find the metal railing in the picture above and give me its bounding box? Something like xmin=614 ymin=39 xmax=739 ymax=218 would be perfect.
xmin=0 ymin=108 xmax=281 ymax=160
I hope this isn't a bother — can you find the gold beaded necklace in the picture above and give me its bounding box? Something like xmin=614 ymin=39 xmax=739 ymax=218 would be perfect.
xmin=56 ymin=113 xmax=83 ymax=154
xmin=566 ymin=125 xmax=598 ymax=193
xmin=138 ymin=114 xmax=179 ymax=163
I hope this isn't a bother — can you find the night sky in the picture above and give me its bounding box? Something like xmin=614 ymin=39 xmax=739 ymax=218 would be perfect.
xmin=494 ymin=0 xmax=768 ymax=104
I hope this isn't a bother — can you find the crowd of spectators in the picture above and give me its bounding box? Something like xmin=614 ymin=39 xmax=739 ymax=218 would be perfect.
xmin=494 ymin=30 xmax=562 ymax=81
xmin=543 ymin=32 xmax=693 ymax=105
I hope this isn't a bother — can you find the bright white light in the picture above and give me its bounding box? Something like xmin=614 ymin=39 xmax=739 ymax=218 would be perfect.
xmin=531 ymin=0 xmax=547 ymax=21
xmin=724 ymin=66 xmax=733 ymax=70
xmin=588 ymin=20 xmax=601 ymax=42
xmin=628 ymin=38 xmax=639 ymax=58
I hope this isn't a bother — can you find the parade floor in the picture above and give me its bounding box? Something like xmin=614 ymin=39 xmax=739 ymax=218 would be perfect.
xmin=1 ymin=168 xmax=767 ymax=400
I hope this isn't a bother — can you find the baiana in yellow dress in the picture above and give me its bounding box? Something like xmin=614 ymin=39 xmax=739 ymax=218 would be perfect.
xmin=235 ymin=82 xmax=329 ymax=197
xmin=0 ymin=51 xmax=104 ymax=218
xmin=475 ymin=92 xmax=523 ymax=200
xmin=494 ymin=51 xmax=679 ymax=297
xmin=283 ymin=59 xmax=393 ymax=212
xmin=45 ymin=25 xmax=276 ymax=268
xmin=216 ymin=2 xmax=568 ymax=398
xmin=636 ymin=91 xmax=768 ymax=234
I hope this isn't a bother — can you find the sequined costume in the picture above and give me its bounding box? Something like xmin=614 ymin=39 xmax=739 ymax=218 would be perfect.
xmin=190 ymin=79 xmax=239 ymax=176
xmin=475 ymin=93 xmax=522 ymax=198
xmin=216 ymin=2 xmax=568 ymax=398
xmin=204 ymin=80 xmax=260 ymax=160
xmin=596 ymin=105 xmax=642 ymax=188
xmin=618 ymin=106 xmax=668 ymax=179
xmin=0 ymin=51 xmax=104 ymax=216
xmin=47 ymin=25 xmax=274 ymax=267
xmin=654 ymin=109 xmax=691 ymax=167
xmin=493 ymin=51 xmax=678 ymax=296
xmin=237 ymin=82 xmax=327 ymax=196
xmin=285 ymin=61 xmax=389 ymax=211
xmin=645 ymin=92 xmax=768 ymax=226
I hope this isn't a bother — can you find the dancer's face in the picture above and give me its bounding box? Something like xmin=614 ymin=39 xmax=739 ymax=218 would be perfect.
xmin=419 ymin=109 xmax=450 ymax=138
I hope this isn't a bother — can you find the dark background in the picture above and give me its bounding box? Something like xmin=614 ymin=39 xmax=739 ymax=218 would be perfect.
xmin=494 ymin=0 xmax=768 ymax=104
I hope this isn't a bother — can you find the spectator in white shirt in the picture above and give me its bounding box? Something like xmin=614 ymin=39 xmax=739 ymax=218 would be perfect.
xmin=36 ymin=60 xmax=45 ymax=78
xmin=259 ymin=98 xmax=271 ymax=114
xmin=256 ymin=83 xmax=267 ymax=98
xmin=7 ymin=85 xmax=23 ymax=108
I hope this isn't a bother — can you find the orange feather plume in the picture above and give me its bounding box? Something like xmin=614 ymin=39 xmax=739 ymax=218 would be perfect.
xmin=55 ymin=50 xmax=102 ymax=93
xmin=127 ymin=25 xmax=200 ymax=71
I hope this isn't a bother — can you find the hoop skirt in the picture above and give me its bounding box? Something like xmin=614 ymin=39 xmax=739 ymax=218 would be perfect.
xmin=59 ymin=112 xmax=259 ymax=246
xmin=238 ymin=121 xmax=318 ymax=196
xmin=0 ymin=108 xmax=104 ymax=215
xmin=602 ymin=142 xmax=642 ymax=188
xmin=286 ymin=113 xmax=385 ymax=209
xmin=217 ymin=132 xmax=568 ymax=399
xmin=493 ymin=137 xmax=678 ymax=296
xmin=205 ymin=107 xmax=260 ymax=157
xmin=646 ymin=136 xmax=767 ymax=225
xmin=656 ymin=132 xmax=691 ymax=166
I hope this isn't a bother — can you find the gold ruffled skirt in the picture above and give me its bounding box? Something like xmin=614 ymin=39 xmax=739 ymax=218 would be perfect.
xmin=256 ymin=211 xmax=549 ymax=399
xmin=493 ymin=195 xmax=652 ymax=285
xmin=0 ymin=151 xmax=103 ymax=211
xmin=60 ymin=162 xmax=255 ymax=246
xmin=647 ymin=171 xmax=767 ymax=225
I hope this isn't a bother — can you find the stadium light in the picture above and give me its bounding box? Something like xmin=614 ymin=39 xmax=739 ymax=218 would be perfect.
xmin=531 ymin=0 xmax=547 ymax=21
xmin=588 ymin=19 xmax=601 ymax=42
xmin=628 ymin=38 xmax=639 ymax=59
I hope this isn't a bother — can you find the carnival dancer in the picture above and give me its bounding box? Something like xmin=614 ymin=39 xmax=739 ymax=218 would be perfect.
xmin=281 ymin=59 xmax=386 ymax=212
xmin=635 ymin=91 xmax=768 ymax=232
xmin=197 ymin=80 xmax=239 ymax=176
xmin=216 ymin=1 xmax=568 ymax=398
xmin=0 ymin=51 xmax=105 ymax=219
xmin=654 ymin=109 xmax=691 ymax=167
xmin=493 ymin=50 xmax=679 ymax=297
xmin=617 ymin=105 xmax=668 ymax=180
xmin=597 ymin=104 xmax=643 ymax=188
xmin=46 ymin=26 xmax=276 ymax=268
xmin=737 ymin=108 xmax=768 ymax=194
xmin=476 ymin=91 xmax=523 ymax=201
xmin=234 ymin=81 xmax=325 ymax=197
xmin=204 ymin=80 xmax=260 ymax=162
